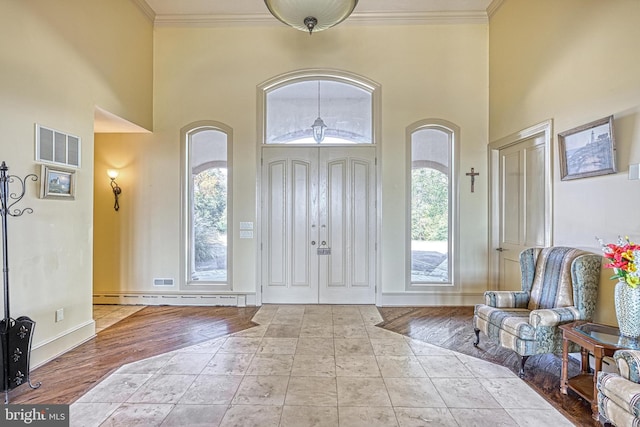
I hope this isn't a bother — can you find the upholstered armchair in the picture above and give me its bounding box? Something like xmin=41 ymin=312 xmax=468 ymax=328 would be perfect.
xmin=597 ymin=350 xmax=640 ymax=426
xmin=473 ymin=247 xmax=601 ymax=377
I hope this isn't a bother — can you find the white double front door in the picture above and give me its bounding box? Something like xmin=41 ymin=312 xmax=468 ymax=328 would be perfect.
xmin=261 ymin=146 xmax=376 ymax=304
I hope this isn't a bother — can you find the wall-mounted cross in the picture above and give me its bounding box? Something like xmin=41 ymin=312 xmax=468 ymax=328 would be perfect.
xmin=465 ymin=167 xmax=479 ymax=193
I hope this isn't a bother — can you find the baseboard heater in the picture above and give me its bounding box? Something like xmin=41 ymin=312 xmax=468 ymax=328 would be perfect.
xmin=93 ymin=293 xmax=247 ymax=307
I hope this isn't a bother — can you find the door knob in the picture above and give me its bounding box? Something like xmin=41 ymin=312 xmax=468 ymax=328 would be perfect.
xmin=496 ymin=247 xmax=505 ymax=252
xmin=311 ymin=241 xmax=316 ymax=246
xmin=321 ymin=241 xmax=326 ymax=246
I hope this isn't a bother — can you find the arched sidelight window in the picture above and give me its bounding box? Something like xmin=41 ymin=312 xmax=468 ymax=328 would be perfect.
xmin=407 ymin=121 xmax=458 ymax=288
xmin=264 ymin=77 xmax=373 ymax=144
xmin=181 ymin=123 xmax=232 ymax=289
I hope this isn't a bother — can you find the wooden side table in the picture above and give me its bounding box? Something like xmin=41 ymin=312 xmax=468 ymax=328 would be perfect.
xmin=559 ymin=322 xmax=640 ymax=420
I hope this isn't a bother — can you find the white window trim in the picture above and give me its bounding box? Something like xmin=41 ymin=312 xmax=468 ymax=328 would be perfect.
xmin=406 ymin=119 xmax=460 ymax=291
xmin=180 ymin=120 xmax=233 ymax=291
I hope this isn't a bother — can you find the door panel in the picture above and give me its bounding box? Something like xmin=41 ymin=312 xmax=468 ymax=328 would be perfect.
xmin=267 ymin=160 xmax=287 ymax=286
xmin=498 ymin=135 xmax=546 ymax=291
xmin=525 ymin=144 xmax=546 ymax=247
xmin=352 ymin=159 xmax=371 ymax=287
xmin=292 ymin=160 xmax=313 ymax=286
xmin=502 ymin=151 xmax=521 ymax=246
xmin=327 ymin=159 xmax=346 ymax=287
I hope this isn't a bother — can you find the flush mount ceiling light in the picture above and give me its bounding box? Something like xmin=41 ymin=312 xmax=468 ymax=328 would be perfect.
xmin=264 ymin=0 xmax=359 ymax=35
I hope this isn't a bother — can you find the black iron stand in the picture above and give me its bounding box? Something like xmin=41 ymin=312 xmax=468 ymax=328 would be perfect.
xmin=0 ymin=162 xmax=40 ymax=403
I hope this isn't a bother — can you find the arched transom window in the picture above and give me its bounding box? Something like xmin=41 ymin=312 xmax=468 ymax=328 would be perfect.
xmin=265 ymin=78 xmax=373 ymax=144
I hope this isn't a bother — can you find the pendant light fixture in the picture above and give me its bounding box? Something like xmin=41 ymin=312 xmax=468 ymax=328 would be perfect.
xmin=311 ymin=81 xmax=327 ymax=143
xmin=264 ymin=0 xmax=359 ymax=35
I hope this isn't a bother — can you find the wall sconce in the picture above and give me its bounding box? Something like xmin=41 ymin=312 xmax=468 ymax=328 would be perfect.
xmin=107 ymin=169 xmax=121 ymax=211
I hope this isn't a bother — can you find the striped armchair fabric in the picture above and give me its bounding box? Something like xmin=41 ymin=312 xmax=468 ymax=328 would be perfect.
xmin=598 ymin=350 xmax=640 ymax=426
xmin=473 ymin=247 xmax=601 ymax=377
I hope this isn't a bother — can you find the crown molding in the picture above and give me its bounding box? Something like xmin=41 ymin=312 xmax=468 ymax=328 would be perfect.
xmin=487 ymin=0 xmax=506 ymax=18
xmin=349 ymin=11 xmax=488 ymax=25
xmin=154 ymin=13 xmax=273 ymax=27
xmin=131 ymin=0 xmax=156 ymax=22
xmin=154 ymin=10 xmax=488 ymax=28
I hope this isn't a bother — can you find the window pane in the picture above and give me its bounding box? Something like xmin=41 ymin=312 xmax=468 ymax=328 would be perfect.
xmin=411 ymin=127 xmax=451 ymax=284
xmin=192 ymin=167 xmax=227 ymax=281
xmin=266 ymin=79 xmax=372 ymax=144
xmin=191 ymin=130 xmax=226 ymax=169
xmin=411 ymin=128 xmax=449 ymax=168
xmin=411 ymin=168 xmax=449 ymax=282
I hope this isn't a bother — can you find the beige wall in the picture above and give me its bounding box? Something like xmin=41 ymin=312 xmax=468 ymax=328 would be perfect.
xmin=490 ymin=0 xmax=640 ymax=325
xmin=0 ymin=0 xmax=153 ymax=366
xmin=95 ymin=23 xmax=489 ymax=303
xmin=94 ymin=133 xmax=155 ymax=294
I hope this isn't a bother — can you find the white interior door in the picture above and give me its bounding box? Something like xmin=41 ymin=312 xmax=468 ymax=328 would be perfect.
xmin=261 ymin=146 xmax=376 ymax=304
xmin=497 ymin=135 xmax=547 ymax=291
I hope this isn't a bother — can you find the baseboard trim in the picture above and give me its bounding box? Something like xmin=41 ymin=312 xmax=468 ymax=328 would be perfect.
xmin=93 ymin=292 xmax=256 ymax=307
xmin=381 ymin=292 xmax=484 ymax=306
xmin=31 ymin=320 xmax=96 ymax=369
xmin=94 ymin=291 xmax=479 ymax=306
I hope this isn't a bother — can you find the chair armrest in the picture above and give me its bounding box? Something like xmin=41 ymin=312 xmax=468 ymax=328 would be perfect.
xmin=529 ymin=307 xmax=582 ymax=328
xmin=615 ymin=350 xmax=640 ymax=383
xmin=598 ymin=371 xmax=640 ymax=417
xmin=483 ymin=291 xmax=529 ymax=308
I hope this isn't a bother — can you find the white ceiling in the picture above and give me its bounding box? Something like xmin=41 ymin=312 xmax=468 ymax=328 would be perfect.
xmin=94 ymin=107 xmax=151 ymax=133
xmin=143 ymin=0 xmax=494 ymax=16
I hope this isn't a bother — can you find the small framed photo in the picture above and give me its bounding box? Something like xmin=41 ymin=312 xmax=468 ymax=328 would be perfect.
xmin=40 ymin=164 xmax=76 ymax=200
xmin=558 ymin=115 xmax=616 ymax=181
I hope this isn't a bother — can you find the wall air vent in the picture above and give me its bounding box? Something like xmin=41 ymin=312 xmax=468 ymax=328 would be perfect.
xmin=153 ymin=278 xmax=175 ymax=286
xmin=35 ymin=124 xmax=81 ymax=168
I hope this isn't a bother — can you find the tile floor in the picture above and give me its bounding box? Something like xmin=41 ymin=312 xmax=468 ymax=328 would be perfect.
xmin=72 ymin=305 xmax=574 ymax=426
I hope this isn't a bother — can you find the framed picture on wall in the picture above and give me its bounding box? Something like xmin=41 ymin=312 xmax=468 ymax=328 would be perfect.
xmin=40 ymin=164 xmax=76 ymax=200
xmin=558 ymin=115 xmax=617 ymax=180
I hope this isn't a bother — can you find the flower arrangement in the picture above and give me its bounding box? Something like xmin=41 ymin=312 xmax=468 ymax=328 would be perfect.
xmin=598 ymin=236 xmax=640 ymax=288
